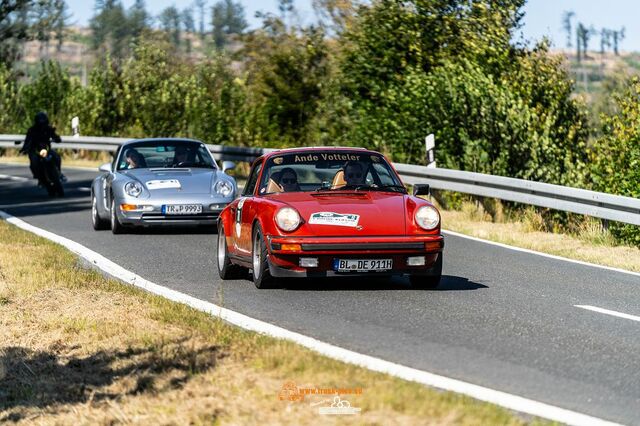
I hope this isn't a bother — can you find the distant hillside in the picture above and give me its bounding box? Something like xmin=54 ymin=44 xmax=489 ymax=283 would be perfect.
xmin=550 ymin=48 xmax=640 ymax=99
xmin=16 ymin=26 xmax=211 ymax=81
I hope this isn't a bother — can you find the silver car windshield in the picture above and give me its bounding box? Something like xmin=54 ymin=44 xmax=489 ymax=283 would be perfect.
xmin=117 ymin=142 xmax=216 ymax=171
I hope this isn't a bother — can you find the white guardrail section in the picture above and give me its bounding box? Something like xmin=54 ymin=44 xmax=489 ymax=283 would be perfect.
xmin=2 ymin=134 xmax=639 ymax=226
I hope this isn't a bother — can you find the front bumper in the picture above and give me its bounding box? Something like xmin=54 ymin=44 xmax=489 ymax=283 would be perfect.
xmin=116 ymin=198 xmax=229 ymax=226
xmin=266 ymin=234 xmax=444 ymax=278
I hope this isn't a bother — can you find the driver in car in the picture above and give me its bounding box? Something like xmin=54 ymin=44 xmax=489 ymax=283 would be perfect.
xmin=344 ymin=161 xmax=366 ymax=186
xmin=172 ymin=146 xmax=193 ymax=166
xmin=277 ymin=167 xmax=300 ymax=192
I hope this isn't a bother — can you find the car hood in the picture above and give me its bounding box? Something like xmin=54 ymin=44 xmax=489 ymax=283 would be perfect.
xmin=268 ymin=191 xmax=407 ymax=236
xmin=122 ymin=168 xmax=216 ymax=194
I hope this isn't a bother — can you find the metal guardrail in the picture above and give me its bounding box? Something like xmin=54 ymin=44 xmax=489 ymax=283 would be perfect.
xmin=0 ymin=134 xmax=275 ymax=163
xmin=395 ymin=164 xmax=640 ymax=226
xmin=2 ymin=134 xmax=639 ymax=226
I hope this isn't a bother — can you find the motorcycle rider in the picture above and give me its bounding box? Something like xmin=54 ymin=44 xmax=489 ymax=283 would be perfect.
xmin=21 ymin=112 xmax=65 ymax=183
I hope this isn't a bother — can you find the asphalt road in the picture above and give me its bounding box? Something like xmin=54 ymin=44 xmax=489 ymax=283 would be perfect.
xmin=1 ymin=163 xmax=639 ymax=424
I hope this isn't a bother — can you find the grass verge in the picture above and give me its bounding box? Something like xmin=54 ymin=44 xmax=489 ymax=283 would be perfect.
xmin=439 ymin=201 xmax=640 ymax=273
xmin=0 ymin=220 xmax=546 ymax=425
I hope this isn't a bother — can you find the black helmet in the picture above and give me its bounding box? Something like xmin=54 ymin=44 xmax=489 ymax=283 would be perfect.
xmin=34 ymin=111 xmax=49 ymax=127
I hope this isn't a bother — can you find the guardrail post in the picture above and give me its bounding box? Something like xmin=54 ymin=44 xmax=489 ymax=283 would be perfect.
xmin=425 ymin=134 xmax=436 ymax=168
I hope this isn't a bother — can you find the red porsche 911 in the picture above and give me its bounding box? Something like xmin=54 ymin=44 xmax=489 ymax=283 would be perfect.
xmin=216 ymin=147 xmax=444 ymax=289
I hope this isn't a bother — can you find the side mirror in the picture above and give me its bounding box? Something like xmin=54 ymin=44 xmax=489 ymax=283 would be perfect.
xmin=99 ymin=162 xmax=112 ymax=173
xmin=413 ymin=184 xmax=430 ymax=196
xmin=222 ymin=161 xmax=235 ymax=173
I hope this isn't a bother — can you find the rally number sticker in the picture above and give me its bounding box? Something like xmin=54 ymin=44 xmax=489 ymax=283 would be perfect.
xmin=309 ymin=212 xmax=360 ymax=227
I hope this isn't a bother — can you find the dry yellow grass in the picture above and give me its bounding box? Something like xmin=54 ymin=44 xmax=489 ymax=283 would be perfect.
xmin=0 ymin=221 xmax=547 ymax=425
xmin=440 ymin=202 xmax=640 ymax=273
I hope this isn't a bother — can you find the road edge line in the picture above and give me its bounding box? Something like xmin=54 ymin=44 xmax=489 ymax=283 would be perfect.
xmin=0 ymin=210 xmax=622 ymax=426
xmin=442 ymin=229 xmax=640 ymax=279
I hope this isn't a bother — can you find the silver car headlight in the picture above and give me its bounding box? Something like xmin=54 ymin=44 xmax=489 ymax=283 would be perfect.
xmin=215 ymin=180 xmax=233 ymax=197
xmin=415 ymin=205 xmax=440 ymax=230
xmin=124 ymin=181 xmax=143 ymax=197
xmin=275 ymin=207 xmax=301 ymax=232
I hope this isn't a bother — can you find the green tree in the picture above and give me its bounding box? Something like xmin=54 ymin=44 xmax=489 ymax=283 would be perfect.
xmin=326 ymin=0 xmax=588 ymax=184
xmin=182 ymin=7 xmax=195 ymax=53
xmin=158 ymin=6 xmax=181 ymax=48
xmin=591 ymin=78 xmax=640 ymax=245
xmin=0 ymin=0 xmax=31 ymax=67
xmin=242 ymin=16 xmax=329 ymax=146
xmin=211 ymin=0 xmax=246 ymax=49
xmin=562 ymin=11 xmax=574 ymax=49
xmin=90 ymin=0 xmax=129 ymax=58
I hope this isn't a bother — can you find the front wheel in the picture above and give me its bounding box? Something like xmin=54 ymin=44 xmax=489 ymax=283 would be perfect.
xmin=252 ymin=224 xmax=275 ymax=289
xmin=110 ymin=197 xmax=126 ymax=234
xmin=217 ymin=223 xmax=246 ymax=279
xmin=409 ymin=253 xmax=443 ymax=289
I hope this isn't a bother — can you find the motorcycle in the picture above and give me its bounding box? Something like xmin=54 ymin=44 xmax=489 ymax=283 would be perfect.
xmin=35 ymin=148 xmax=64 ymax=197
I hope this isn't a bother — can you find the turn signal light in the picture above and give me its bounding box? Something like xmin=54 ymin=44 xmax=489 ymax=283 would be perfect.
xmin=424 ymin=241 xmax=442 ymax=251
xmin=120 ymin=204 xmax=139 ymax=211
xmin=281 ymin=243 xmax=302 ymax=252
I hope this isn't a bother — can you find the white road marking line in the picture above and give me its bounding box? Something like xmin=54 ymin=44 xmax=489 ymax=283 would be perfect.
xmin=0 ymin=210 xmax=622 ymax=426
xmin=443 ymin=230 xmax=640 ymax=279
xmin=575 ymin=305 xmax=640 ymax=323
xmin=0 ymin=173 xmax=29 ymax=182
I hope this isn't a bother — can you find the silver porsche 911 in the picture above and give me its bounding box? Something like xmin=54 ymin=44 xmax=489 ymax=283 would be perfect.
xmin=91 ymin=138 xmax=237 ymax=234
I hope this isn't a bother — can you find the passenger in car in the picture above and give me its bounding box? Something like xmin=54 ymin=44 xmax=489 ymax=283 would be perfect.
xmin=125 ymin=149 xmax=146 ymax=169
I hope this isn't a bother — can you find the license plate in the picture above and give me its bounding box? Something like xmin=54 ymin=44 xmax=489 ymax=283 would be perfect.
xmin=333 ymin=258 xmax=393 ymax=272
xmin=162 ymin=204 xmax=202 ymax=215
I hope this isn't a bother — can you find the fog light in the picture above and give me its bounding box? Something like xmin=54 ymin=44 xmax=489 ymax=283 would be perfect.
xmin=407 ymin=256 xmax=426 ymax=266
xmin=299 ymin=257 xmax=319 ymax=268
xmin=209 ymin=204 xmax=223 ymax=210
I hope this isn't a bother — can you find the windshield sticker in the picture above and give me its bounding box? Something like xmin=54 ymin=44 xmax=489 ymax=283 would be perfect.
xmin=309 ymin=212 xmax=360 ymax=227
xmin=273 ymin=157 xmax=283 ymax=165
xmin=146 ymin=179 xmax=181 ymax=190
xmin=294 ymin=153 xmax=361 ymax=162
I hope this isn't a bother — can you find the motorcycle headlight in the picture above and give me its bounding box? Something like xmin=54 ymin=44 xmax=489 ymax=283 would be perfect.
xmin=215 ymin=180 xmax=233 ymax=197
xmin=124 ymin=181 xmax=143 ymax=197
xmin=275 ymin=207 xmax=301 ymax=232
xmin=415 ymin=205 xmax=440 ymax=230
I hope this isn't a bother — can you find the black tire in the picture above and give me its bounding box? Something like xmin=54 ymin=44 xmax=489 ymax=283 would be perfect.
xmin=45 ymin=183 xmax=56 ymax=197
xmin=53 ymin=179 xmax=64 ymax=197
xmin=217 ymin=223 xmax=246 ymax=279
xmin=251 ymin=224 xmax=275 ymax=289
xmin=110 ymin=197 xmax=126 ymax=234
xmin=409 ymin=253 xmax=443 ymax=289
xmin=92 ymin=193 xmax=109 ymax=230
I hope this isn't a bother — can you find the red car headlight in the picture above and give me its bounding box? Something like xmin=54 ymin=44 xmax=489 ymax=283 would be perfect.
xmin=415 ymin=205 xmax=440 ymax=230
xmin=275 ymin=207 xmax=301 ymax=232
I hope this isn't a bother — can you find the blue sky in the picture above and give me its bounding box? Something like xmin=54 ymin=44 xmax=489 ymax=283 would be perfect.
xmin=65 ymin=0 xmax=639 ymax=52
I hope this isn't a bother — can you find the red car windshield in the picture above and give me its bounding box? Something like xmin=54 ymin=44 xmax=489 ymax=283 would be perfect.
xmin=258 ymin=151 xmax=405 ymax=194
